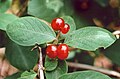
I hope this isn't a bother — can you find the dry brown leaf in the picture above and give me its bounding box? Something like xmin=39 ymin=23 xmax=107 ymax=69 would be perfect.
xmin=93 ymin=18 xmax=104 ymax=27
xmin=109 ymin=0 xmax=120 ymax=8
xmin=0 ymin=48 xmax=19 ymax=78
xmin=107 ymin=22 xmax=120 ymax=30
xmin=94 ymin=54 xmax=113 ymax=69
xmin=7 ymin=65 xmax=19 ymax=76
xmin=33 ymin=64 xmax=38 ymax=72
xmin=0 ymin=59 xmax=10 ymax=77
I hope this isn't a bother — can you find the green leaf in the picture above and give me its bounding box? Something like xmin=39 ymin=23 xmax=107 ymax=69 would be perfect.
xmin=60 ymin=0 xmax=74 ymax=16
xmin=45 ymin=60 xmax=68 ymax=79
xmin=0 ymin=13 xmax=18 ymax=31
xmin=6 ymin=17 xmax=56 ymax=46
xmin=60 ymin=16 xmax=76 ymax=38
xmin=5 ymin=72 xmax=22 ymax=79
xmin=46 ymin=0 xmax=63 ymax=13
xmin=5 ymin=40 xmax=38 ymax=70
xmin=104 ymin=39 xmax=120 ymax=66
xmin=64 ymin=27 xmax=116 ymax=51
xmin=17 ymin=70 xmax=37 ymax=79
xmin=45 ymin=56 xmax=58 ymax=71
xmin=73 ymin=15 xmax=93 ymax=29
xmin=28 ymin=0 xmax=63 ymax=21
xmin=0 ymin=0 xmax=11 ymax=13
xmin=59 ymin=70 xmax=111 ymax=79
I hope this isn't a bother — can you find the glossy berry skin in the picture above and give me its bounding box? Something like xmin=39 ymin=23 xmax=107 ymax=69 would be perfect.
xmin=51 ymin=18 xmax=65 ymax=31
xmin=46 ymin=45 xmax=57 ymax=58
xmin=61 ymin=23 xmax=70 ymax=34
xmin=57 ymin=44 xmax=69 ymax=60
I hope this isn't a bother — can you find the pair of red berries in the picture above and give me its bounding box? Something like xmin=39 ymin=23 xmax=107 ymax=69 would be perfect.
xmin=46 ymin=44 xmax=69 ymax=60
xmin=51 ymin=18 xmax=70 ymax=34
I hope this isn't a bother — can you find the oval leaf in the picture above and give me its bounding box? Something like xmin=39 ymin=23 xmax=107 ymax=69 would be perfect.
xmin=0 ymin=13 xmax=18 ymax=31
xmin=45 ymin=60 xmax=68 ymax=79
xmin=64 ymin=27 xmax=116 ymax=51
xmin=45 ymin=56 xmax=58 ymax=71
xmin=6 ymin=17 xmax=56 ymax=46
xmin=59 ymin=70 xmax=111 ymax=79
xmin=5 ymin=40 xmax=38 ymax=70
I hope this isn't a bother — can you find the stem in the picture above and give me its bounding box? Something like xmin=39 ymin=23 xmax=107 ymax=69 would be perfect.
xmin=16 ymin=0 xmax=28 ymax=16
xmin=6 ymin=0 xmax=28 ymax=16
xmin=56 ymin=31 xmax=61 ymax=39
xmin=53 ymin=31 xmax=61 ymax=44
xmin=67 ymin=62 xmax=120 ymax=78
xmin=37 ymin=47 xmax=44 ymax=79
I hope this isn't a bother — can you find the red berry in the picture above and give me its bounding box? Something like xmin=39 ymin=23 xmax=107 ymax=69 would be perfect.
xmin=61 ymin=23 xmax=70 ymax=34
xmin=57 ymin=44 xmax=69 ymax=60
xmin=80 ymin=2 xmax=88 ymax=10
xmin=51 ymin=18 xmax=65 ymax=31
xmin=46 ymin=45 xmax=57 ymax=58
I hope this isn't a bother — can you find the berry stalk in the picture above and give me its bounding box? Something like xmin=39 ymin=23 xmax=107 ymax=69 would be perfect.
xmin=53 ymin=31 xmax=61 ymax=44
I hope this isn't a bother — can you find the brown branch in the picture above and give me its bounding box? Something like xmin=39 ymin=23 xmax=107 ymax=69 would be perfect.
xmin=16 ymin=0 xmax=28 ymax=16
xmin=6 ymin=0 xmax=28 ymax=16
xmin=37 ymin=47 xmax=44 ymax=79
xmin=67 ymin=62 xmax=120 ymax=78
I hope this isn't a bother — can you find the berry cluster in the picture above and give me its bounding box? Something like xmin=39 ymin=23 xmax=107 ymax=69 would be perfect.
xmin=46 ymin=18 xmax=70 ymax=60
xmin=46 ymin=44 xmax=69 ymax=60
xmin=51 ymin=18 xmax=70 ymax=34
